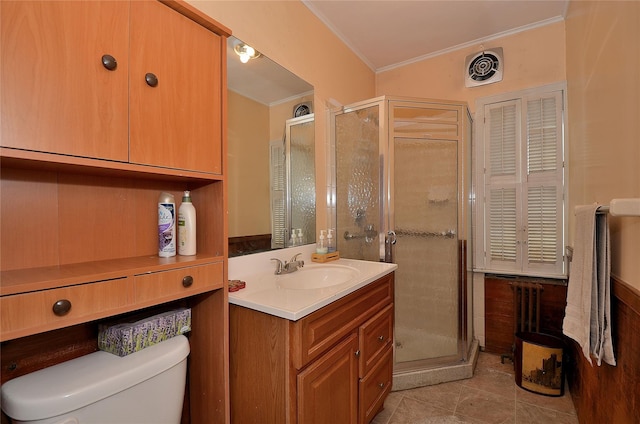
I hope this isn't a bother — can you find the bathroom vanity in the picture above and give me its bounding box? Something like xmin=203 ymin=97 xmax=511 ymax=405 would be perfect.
xmin=1 ymin=1 xmax=230 ymax=422
xmin=229 ymin=254 xmax=396 ymax=424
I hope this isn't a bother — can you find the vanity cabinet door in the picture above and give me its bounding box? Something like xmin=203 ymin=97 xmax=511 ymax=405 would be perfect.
xmin=359 ymin=303 xmax=393 ymax=377
xmin=1 ymin=1 xmax=129 ymax=161
xmin=129 ymin=0 xmax=223 ymax=174
xmin=297 ymin=333 xmax=359 ymax=424
xmin=359 ymin=346 xmax=393 ymax=424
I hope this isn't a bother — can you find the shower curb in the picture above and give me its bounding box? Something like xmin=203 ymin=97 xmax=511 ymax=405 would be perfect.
xmin=391 ymin=339 xmax=479 ymax=391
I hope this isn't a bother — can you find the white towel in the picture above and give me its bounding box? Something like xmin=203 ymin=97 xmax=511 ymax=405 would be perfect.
xmin=563 ymin=204 xmax=616 ymax=366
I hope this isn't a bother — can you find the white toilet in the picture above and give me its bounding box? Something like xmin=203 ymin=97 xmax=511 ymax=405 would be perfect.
xmin=1 ymin=335 xmax=190 ymax=424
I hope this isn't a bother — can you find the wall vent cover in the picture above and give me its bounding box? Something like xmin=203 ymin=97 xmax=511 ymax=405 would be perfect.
xmin=464 ymin=48 xmax=503 ymax=87
xmin=293 ymin=102 xmax=313 ymax=118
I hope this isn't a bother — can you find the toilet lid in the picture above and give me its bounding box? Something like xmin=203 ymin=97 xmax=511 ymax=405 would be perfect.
xmin=0 ymin=335 xmax=189 ymax=421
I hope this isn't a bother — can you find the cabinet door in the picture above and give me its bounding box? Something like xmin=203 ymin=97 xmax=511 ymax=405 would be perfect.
xmin=1 ymin=1 xmax=129 ymax=161
xmin=297 ymin=333 xmax=359 ymax=424
xmin=359 ymin=347 xmax=392 ymax=424
xmin=359 ymin=303 xmax=393 ymax=377
xmin=129 ymin=1 xmax=223 ymax=174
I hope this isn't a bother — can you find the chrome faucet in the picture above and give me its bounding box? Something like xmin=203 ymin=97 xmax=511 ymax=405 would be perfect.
xmin=271 ymin=253 xmax=305 ymax=275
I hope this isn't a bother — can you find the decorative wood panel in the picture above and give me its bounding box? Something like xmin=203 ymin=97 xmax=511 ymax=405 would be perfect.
xmin=484 ymin=275 xmax=568 ymax=355
xmin=228 ymin=234 xmax=272 ymax=257
xmin=566 ymin=275 xmax=640 ymax=424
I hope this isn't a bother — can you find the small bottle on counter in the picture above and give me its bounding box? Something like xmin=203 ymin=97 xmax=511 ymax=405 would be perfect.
xmin=289 ymin=230 xmax=296 ymax=247
xmin=297 ymin=228 xmax=304 ymax=245
xmin=316 ymin=230 xmax=328 ymax=254
xmin=327 ymin=229 xmax=335 ymax=252
xmin=178 ymin=191 xmax=196 ymax=256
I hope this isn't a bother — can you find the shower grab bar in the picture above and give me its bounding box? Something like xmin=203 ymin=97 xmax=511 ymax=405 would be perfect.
xmin=343 ymin=224 xmax=378 ymax=242
xmin=394 ymin=228 xmax=456 ymax=239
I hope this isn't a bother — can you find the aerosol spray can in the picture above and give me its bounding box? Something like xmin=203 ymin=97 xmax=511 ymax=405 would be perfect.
xmin=158 ymin=192 xmax=176 ymax=257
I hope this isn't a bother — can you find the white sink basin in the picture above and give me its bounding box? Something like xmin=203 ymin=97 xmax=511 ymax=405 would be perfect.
xmin=276 ymin=264 xmax=360 ymax=290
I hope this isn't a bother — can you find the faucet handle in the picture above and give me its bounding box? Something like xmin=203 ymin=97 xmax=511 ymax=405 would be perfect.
xmin=289 ymin=253 xmax=303 ymax=263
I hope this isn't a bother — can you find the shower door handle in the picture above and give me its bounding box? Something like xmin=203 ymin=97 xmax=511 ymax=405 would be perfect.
xmin=384 ymin=230 xmax=397 ymax=263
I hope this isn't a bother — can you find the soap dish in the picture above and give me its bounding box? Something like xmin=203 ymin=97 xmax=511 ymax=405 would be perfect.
xmin=311 ymin=251 xmax=340 ymax=263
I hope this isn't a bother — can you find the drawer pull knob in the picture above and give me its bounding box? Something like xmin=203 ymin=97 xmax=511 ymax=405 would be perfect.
xmin=145 ymin=72 xmax=158 ymax=87
xmin=101 ymin=54 xmax=117 ymax=71
xmin=354 ymin=350 xmax=361 ymax=358
xmin=52 ymin=299 xmax=72 ymax=316
xmin=182 ymin=275 xmax=194 ymax=288
xmin=378 ymin=335 xmax=385 ymax=342
xmin=378 ymin=382 xmax=385 ymax=389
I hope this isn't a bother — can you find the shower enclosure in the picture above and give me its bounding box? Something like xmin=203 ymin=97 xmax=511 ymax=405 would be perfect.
xmin=331 ymin=96 xmax=474 ymax=386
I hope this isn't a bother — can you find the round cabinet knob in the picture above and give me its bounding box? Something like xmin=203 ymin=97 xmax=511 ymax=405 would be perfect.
xmin=145 ymin=73 xmax=158 ymax=87
xmin=52 ymin=299 xmax=72 ymax=316
xmin=182 ymin=275 xmax=194 ymax=288
xmin=354 ymin=350 xmax=361 ymax=358
xmin=378 ymin=335 xmax=385 ymax=342
xmin=378 ymin=382 xmax=385 ymax=389
xmin=101 ymin=54 xmax=117 ymax=71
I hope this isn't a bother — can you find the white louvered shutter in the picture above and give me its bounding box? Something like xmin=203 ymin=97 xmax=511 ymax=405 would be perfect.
xmin=270 ymin=140 xmax=286 ymax=248
xmin=484 ymin=100 xmax=523 ymax=272
xmin=479 ymin=89 xmax=565 ymax=277
xmin=523 ymin=92 xmax=564 ymax=275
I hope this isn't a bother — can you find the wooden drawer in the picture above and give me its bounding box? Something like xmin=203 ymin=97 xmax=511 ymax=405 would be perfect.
xmin=134 ymin=262 xmax=223 ymax=305
xmin=292 ymin=274 xmax=393 ymax=369
xmin=359 ymin=303 xmax=393 ymax=377
xmin=1 ymin=278 xmax=133 ymax=341
xmin=359 ymin=346 xmax=392 ymax=424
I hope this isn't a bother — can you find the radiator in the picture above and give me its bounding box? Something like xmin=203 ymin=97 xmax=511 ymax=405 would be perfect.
xmin=501 ymin=281 xmax=544 ymax=363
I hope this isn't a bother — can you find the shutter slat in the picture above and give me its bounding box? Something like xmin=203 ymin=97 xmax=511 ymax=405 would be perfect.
xmin=527 ymin=185 xmax=558 ymax=263
xmin=489 ymin=104 xmax=517 ymax=177
xmin=489 ymin=188 xmax=517 ymax=262
xmin=527 ymin=97 xmax=559 ymax=173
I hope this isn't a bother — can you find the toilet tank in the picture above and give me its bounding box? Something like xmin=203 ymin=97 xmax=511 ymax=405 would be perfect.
xmin=1 ymin=335 xmax=190 ymax=424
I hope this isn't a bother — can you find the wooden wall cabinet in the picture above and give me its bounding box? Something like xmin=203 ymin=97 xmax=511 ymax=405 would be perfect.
xmin=230 ymin=273 xmax=395 ymax=424
xmin=1 ymin=0 xmax=223 ymax=175
xmin=0 ymin=1 xmax=230 ymax=423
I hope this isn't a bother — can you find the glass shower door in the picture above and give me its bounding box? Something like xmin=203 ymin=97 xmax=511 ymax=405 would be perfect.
xmin=390 ymin=103 xmax=461 ymax=368
xmin=334 ymin=103 xmax=382 ymax=261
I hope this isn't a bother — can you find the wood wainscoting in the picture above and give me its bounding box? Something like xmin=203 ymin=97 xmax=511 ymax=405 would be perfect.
xmin=228 ymin=234 xmax=272 ymax=257
xmin=565 ymin=275 xmax=640 ymax=424
xmin=484 ymin=275 xmax=568 ymax=356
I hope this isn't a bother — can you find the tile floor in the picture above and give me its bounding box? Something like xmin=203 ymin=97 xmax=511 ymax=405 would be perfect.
xmin=372 ymin=351 xmax=578 ymax=424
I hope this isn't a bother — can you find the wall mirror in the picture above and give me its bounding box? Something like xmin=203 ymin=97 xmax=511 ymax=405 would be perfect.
xmin=227 ymin=36 xmax=315 ymax=257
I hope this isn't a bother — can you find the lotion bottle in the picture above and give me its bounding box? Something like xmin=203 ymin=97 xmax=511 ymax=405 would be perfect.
xmin=327 ymin=229 xmax=335 ymax=252
xmin=158 ymin=192 xmax=176 ymax=257
xmin=178 ymin=191 xmax=197 ymax=256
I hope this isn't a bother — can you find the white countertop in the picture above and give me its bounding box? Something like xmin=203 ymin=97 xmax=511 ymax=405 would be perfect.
xmin=228 ymin=245 xmax=397 ymax=321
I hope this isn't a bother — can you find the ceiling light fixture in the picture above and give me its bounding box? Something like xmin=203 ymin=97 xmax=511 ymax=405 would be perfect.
xmin=234 ymin=43 xmax=261 ymax=63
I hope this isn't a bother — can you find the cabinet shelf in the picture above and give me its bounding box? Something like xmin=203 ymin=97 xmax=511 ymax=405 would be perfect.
xmin=1 ymin=254 xmax=224 ymax=296
xmin=1 ymin=148 xmax=224 ymax=184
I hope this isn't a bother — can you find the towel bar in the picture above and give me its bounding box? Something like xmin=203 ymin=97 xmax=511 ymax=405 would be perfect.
xmin=595 ymin=198 xmax=640 ymax=216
